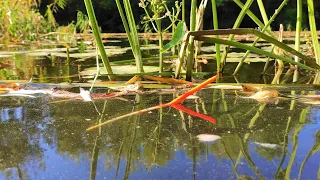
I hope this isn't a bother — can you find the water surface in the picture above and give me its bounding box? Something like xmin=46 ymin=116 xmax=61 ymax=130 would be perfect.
xmin=0 ymin=87 xmax=319 ymax=179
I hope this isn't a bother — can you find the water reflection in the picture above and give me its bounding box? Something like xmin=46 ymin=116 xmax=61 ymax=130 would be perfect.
xmin=0 ymin=89 xmax=319 ymax=179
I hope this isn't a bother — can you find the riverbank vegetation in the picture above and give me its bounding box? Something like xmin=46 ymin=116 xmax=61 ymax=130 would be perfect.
xmin=0 ymin=0 xmax=319 ymax=83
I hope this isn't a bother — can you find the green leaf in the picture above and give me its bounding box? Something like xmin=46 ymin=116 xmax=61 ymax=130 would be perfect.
xmin=161 ymin=22 xmax=187 ymax=53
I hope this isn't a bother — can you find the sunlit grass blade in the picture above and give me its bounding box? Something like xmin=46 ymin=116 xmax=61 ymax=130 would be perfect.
xmin=307 ymin=0 xmax=320 ymax=64
xmin=233 ymin=0 xmax=288 ymax=75
xmin=220 ymin=0 xmax=254 ymax=70
xmin=189 ymin=28 xmax=320 ymax=69
xmin=115 ymin=0 xmax=144 ymax=73
xmin=84 ymin=0 xmax=115 ymax=80
xmin=232 ymin=0 xmax=275 ymax=38
xmin=197 ymin=36 xmax=317 ymax=72
xmin=293 ymin=0 xmax=302 ymax=82
xmin=211 ymin=0 xmax=221 ymax=72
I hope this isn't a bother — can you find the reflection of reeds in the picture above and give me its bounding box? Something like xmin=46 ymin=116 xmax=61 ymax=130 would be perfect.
xmin=124 ymin=95 xmax=142 ymax=179
xmin=285 ymin=107 xmax=309 ymax=179
xmin=298 ymin=130 xmax=320 ymax=179
xmin=275 ymin=92 xmax=295 ymax=178
xmin=221 ymin=139 xmax=239 ymax=178
xmin=90 ymin=135 xmax=101 ymax=180
xmin=235 ymin=104 xmax=266 ymax=165
xmin=220 ymin=89 xmax=265 ymax=179
xmin=90 ymin=100 xmax=107 ymax=180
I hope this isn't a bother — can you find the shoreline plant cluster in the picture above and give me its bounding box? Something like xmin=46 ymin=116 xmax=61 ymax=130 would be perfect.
xmin=83 ymin=0 xmax=320 ymax=83
xmin=0 ymin=0 xmax=69 ymax=42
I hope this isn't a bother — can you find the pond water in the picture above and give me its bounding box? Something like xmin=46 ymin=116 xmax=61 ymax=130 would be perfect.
xmin=0 ymin=87 xmax=319 ymax=179
xmin=0 ymin=38 xmax=319 ymax=179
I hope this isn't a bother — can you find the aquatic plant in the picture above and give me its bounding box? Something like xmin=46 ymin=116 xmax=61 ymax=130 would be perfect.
xmin=139 ymin=0 xmax=182 ymax=73
xmin=115 ymin=0 xmax=144 ymax=73
xmin=171 ymin=28 xmax=319 ymax=78
xmin=233 ymin=0 xmax=288 ymax=75
xmin=84 ymin=0 xmax=115 ymax=80
xmin=0 ymin=0 xmax=70 ymax=42
xmin=211 ymin=0 xmax=221 ymax=72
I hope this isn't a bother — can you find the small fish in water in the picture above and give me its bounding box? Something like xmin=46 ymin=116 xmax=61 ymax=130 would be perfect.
xmin=79 ymin=88 xmax=92 ymax=102
xmin=247 ymin=90 xmax=280 ymax=100
xmin=241 ymin=84 xmax=260 ymax=92
xmin=253 ymin=142 xmax=281 ymax=149
xmin=196 ymin=134 xmax=221 ymax=143
xmin=240 ymin=85 xmax=279 ymax=100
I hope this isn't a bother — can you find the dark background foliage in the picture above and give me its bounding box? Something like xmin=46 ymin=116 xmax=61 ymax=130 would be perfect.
xmin=45 ymin=0 xmax=320 ymax=32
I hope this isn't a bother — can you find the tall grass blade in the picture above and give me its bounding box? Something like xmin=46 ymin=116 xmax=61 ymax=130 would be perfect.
xmin=293 ymin=0 xmax=303 ymax=82
xmin=197 ymin=36 xmax=317 ymax=72
xmin=220 ymin=0 xmax=254 ymax=70
xmin=233 ymin=0 xmax=288 ymax=75
xmin=115 ymin=0 xmax=144 ymax=73
xmin=190 ymin=28 xmax=320 ymax=69
xmin=211 ymin=0 xmax=221 ymax=72
xmin=257 ymin=0 xmax=270 ymax=27
xmin=232 ymin=0 xmax=275 ymax=37
xmin=84 ymin=0 xmax=115 ymax=80
xmin=156 ymin=19 xmax=164 ymax=73
xmin=186 ymin=0 xmax=198 ymax=81
xmin=307 ymin=0 xmax=320 ymax=64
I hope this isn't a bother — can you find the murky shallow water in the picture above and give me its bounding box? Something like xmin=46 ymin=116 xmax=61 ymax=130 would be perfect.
xmin=0 ymin=87 xmax=319 ymax=179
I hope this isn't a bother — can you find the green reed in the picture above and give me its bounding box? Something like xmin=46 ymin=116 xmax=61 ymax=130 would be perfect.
xmin=174 ymin=28 xmax=319 ymax=78
xmin=139 ymin=0 xmax=181 ymax=73
xmin=211 ymin=0 xmax=221 ymax=72
xmin=220 ymin=0 xmax=255 ymax=70
xmin=115 ymin=0 xmax=144 ymax=73
xmin=84 ymin=0 xmax=115 ymax=80
xmin=307 ymin=0 xmax=320 ymax=64
xmin=233 ymin=0 xmax=288 ymax=75
xmin=293 ymin=0 xmax=302 ymax=82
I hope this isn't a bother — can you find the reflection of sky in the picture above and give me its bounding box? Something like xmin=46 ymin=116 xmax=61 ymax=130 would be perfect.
xmin=309 ymin=106 xmax=320 ymax=123
xmin=0 ymin=106 xmax=23 ymax=121
xmin=28 ymin=138 xmax=91 ymax=180
xmin=0 ymin=104 xmax=319 ymax=179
